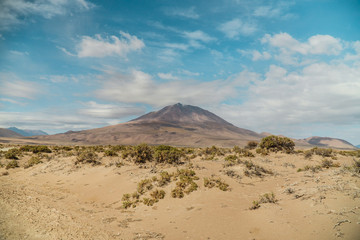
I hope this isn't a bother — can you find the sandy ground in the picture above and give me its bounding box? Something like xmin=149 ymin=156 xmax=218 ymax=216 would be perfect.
xmin=0 ymin=146 xmax=359 ymax=240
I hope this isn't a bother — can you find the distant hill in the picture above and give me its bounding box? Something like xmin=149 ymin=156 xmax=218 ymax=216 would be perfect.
xmin=304 ymin=136 xmax=356 ymax=150
xmin=7 ymin=127 xmax=48 ymax=137
xmin=0 ymin=128 xmax=23 ymax=138
xmin=35 ymin=103 xmax=262 ymax=147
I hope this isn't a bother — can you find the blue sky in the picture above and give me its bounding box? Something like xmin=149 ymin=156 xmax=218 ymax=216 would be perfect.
xmin=0 ymin=0 xmax=360 ymax=145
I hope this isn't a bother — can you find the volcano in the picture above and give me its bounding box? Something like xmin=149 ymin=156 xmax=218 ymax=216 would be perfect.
xmin=35 ymin=103 xmax=262 ymax=147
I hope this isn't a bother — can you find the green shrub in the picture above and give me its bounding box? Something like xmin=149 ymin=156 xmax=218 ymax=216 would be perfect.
xmin=153 ymin=145 xmax=183 ymax=164
xmin=20 ymin=145 xmax=52 ymax=153
xmin=6 ymin=160 xmax=19 ymax=169
xmin=133 ymin=144 xmax=153 ymax=164
xmin=259 ymin=135 xmax=295 ymax=153
xmin=5 ymin=149 xmax=19 ymax=160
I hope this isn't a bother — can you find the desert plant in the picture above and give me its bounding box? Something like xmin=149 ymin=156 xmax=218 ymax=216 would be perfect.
xmin=6 ymin=160 xmax=19 ymax=169
xmin=75 ymin=150 xmax=99 ymax=165
xmin=153 ymin=145 xmax=183 ymax=164
xmin=243 ymin=160 xmax=273 ymax=177
xmin=24 ymin=156 xmax=42 ymax=168
xmin=137 ymin=179 xmax=153 ymax=194
xmin=249 ymin=200 xmax=260 ymax=210
xmin=311 ymin=147 xmax=334 ymax=157
xmin=150 ymin=189 xmax=166 ymax=200
xmin=104 ymin=149 xmax=118 ymax=157
xmin=353 ymin=159 xmax=360 ymax=173
xmin=5 ymin=148 xmax=21 ymax=160
xmin=203 ymin=177 xmax=230 ymax=191
xmin=260 ymin=192 xmax=277 ymax=203
xmin=259 ymin=135 xmax=295 ymax=153
xmin=133 ymin=144 xmax=153 ymax=164
xmin=245 ymin=141 xmax=258 ymax=150
xmin=255 ymin=148 xmax=268 ymax=156
xmin=321 ymin=159 xmax=340 ymax=168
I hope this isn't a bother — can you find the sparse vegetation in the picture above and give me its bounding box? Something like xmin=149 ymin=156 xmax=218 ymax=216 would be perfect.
xmin=75 ymin=150 xmax=100 ymax=165
xmin=243 ymin=160 xmax=273 ymax=177
xmin=5 ymin=149 xmax=20 ymax=160
xmin=6 ymin=160 xmax=19 ymax=169
xmin=203 ymin=177 xmax=230 ymax=191
xmin=24 ymin=156 xmax=42 ymax=168
xmin=250 ymin=192 xmax=278 ymax=210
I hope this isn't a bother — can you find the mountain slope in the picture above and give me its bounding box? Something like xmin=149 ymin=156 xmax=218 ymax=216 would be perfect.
xmin=304 ymin=136 xmax=356 ymax=150
xmin=0 ymin=128 xmax=23 ymax=138
xmin=8 ymin=127 xmax=48 ymax=137
xmin=35 ymin=103 xmax=262 ymax=147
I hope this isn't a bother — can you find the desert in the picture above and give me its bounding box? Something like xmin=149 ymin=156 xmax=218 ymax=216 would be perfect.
xmin=0 ymin=140 xmax=359 ymax=240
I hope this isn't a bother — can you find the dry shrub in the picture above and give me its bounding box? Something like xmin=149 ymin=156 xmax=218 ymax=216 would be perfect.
xmin=259 ymin=135 xmax=295 ymax=153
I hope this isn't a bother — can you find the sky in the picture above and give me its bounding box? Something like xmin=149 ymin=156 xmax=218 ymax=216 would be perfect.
xmin=0 ymin=0 xmax=360 ymax=145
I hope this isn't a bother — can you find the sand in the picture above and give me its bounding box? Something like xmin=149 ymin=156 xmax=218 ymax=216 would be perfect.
xmin=0 ymin=146 xmax=359 ymax=240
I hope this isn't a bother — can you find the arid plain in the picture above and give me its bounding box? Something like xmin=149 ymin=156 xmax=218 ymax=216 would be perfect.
xmin=0 ymin=143 xmax=359 ymax=240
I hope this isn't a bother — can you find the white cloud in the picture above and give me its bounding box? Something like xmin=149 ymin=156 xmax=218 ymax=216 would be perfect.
xmin=183 ymin=30 xmax=215 ymax=43
xmin=164 ymin=6 xmax=199 ymax=19
xmin=0 ymin=0 xmax=93 ymax=30
xmin=262 ymin=33 xmax=343 ymax=56
xmin=79 ymin=101 xmax=145 ymax=118
xmin=218 ymin=19 xmax=257 ymax=39
xmin=76 ymin=32 xmax=145 ymax=58
xmin=164 ymin=43 xmax=189 ymax=51
xmin=254 ymin=6 xmax=281 ymax=18
xmin=0 ymin=73 xmax=42 ymax=99
xmin=95 ymin=69 xmax=237 ymax=107
xmin=216 ymin=62 xmax=360 ymax=134
xmin=157 ymin=73 xmax=179 ymax=81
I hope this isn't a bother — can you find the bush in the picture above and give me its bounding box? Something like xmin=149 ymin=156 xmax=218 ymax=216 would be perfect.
xmin=203 ymin=177 xmax=230 ymax=191
xmin=75 ymin=150 xmax=99 ymax=165
xmin=24 ymin=156 xmax=42 ymax=168
xmin=5 ymin=149 xmax=19 ymax=160
xmin=243 ymin=160 xmax=273 ymax=177
xmin=104 ymin=149 xmax=118 ymax=157
xmin=311 ymin=147 xmax=334 ymax=157
xmin=133 ymin=144 xmax=153 ymax=164
xmin=353 ymin=159 xmax=360 ymax=173
xmin=6 ymin=160 xmax=19 ymax=169
xmin=245 ymin=141 xmax=258 ymax=150
xmin=258 ymin=135 xmax=295 ymax=153
xmin=153 ymin=145 xmax=183 ymax=164
xmin=20 ymin=145 xmax=52 ymax=153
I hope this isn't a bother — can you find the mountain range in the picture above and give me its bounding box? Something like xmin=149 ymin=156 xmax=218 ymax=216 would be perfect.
xmin=0 ymin=103 xmax=357 ymax=149
xmin=7 ymin=127 xmax=48 ymax=137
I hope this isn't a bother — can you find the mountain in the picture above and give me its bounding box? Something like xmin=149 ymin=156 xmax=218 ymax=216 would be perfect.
xmin=304 ymin=136 xmax=356 ymax=150
xmin=35 ymin=103 xmax=262 ymax=147
xmin=0 ymin=128 xmax=23 ymax=138
xmin=7 ymin=127 xmax=48 ymax=137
